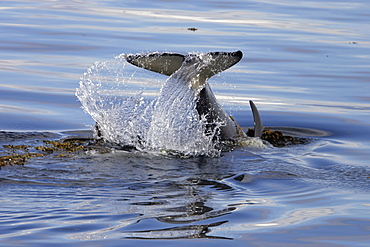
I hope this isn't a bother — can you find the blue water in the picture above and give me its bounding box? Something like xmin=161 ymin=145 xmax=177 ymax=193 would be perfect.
xmin=1 ymin=0 xmax=370 ymax=246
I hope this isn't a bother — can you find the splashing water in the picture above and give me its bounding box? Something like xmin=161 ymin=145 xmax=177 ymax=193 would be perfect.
xmin=76 ymin=53 xmax=226 ymax=156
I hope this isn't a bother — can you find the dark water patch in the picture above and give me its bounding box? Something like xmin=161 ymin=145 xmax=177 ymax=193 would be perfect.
xmin=157 ymin=207 xmax=236 ymax=225
xmin=124 ymin=220 xmax=231 ymax=240
xmin=186 ymin=178 xmax=234 ymax=190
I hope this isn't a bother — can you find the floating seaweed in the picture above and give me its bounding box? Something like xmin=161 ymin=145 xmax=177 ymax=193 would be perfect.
xmin=187 ymin=27 xmax=198 ymax=31
xmin=246 ymin=128 xmax=308 ymax=147
xmin=0 ymin=152 xmax=45 ymax=166
xmin=0 ymin=127 xmax=310 ymax=167
xmin=1 ymin=138 xmax=110 ymax=167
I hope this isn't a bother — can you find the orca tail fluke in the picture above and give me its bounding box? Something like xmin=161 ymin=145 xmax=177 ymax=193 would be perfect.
xmin=249 ymin=100 xmax=263 ymax=138
xmin=125 ymin=51 xmax=243 ymax=80
xmin=125 ymin=52 xmax=185 ymax=76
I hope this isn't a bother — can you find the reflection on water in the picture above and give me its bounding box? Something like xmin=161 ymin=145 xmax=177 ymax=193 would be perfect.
xmin=1 ymin=129 xmax=370 ymax=244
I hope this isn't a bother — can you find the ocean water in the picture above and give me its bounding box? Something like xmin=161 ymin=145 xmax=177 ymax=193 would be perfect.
xmin=1 ymin=0 xmax=370 ymax=246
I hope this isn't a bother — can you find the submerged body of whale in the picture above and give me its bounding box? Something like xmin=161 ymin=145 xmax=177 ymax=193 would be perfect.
xmin=125 ymin=50 xmax=263 ymax=147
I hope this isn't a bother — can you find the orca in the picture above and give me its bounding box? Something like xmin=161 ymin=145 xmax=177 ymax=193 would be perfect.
xmin=125 ymin=50 xmax=263 ymax=144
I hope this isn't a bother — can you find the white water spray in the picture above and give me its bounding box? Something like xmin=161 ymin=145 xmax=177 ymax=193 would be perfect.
xmin=76 ymin=54 xmax=222 ymax=156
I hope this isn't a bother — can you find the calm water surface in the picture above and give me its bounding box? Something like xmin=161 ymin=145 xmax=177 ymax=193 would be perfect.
xmin=1 ymin=0 xmax=370 ymax=246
